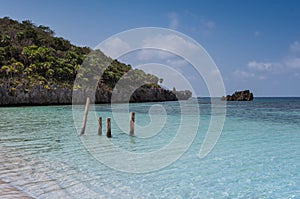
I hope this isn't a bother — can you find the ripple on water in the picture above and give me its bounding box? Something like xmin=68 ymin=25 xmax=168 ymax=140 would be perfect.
xmin=0 ymin=99 xmax=300 ymax=198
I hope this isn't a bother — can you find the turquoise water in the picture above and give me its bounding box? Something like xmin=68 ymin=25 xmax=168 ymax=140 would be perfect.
xmin=0 ymin=98 xmax=299 ymax=198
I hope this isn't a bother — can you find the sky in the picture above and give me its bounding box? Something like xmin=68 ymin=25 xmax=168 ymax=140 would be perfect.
xmin=1 ymin=0 xmax=300 ymax=96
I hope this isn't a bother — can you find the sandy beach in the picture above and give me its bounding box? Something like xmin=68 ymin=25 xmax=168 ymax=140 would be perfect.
xmin=0 ymin=179 xmax=33 ymax=198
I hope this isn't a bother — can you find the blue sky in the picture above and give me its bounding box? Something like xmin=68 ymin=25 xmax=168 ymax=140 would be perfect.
xmin=1 ymin=0 xmax=300 ymax=96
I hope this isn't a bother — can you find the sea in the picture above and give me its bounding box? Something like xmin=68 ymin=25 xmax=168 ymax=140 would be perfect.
xmin=0 ymin=97 xmax=299 ymax=198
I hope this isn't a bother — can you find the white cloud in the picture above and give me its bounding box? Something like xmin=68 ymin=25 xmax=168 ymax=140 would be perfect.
xmin=284 ymin=41 xmax=300 ymax=69
xmin=233 ymin=70 xmax=255 ymax=78
xmin=258 ymin=75 xmax=267 ymax=80
xmin=289 ymin=41 xmax=300 ymax=54
xmin=99 ymin=37 xmax=131 ymax=59
xmin=166 ymin=58 xmax=188 ymax=68
xmin=135 ymin=49 xmax=190 ymax=69
xmin=142 ymin=34 xmax=199 ymax=54
xmin=247 ymin=60 xmax=285 ymax=74
xmin=248 ymin=61 xmax=274 ymax=71
xmin=168 ymin=12 xmax=179 ymax=30
xmin=199 ymin=18 xmax=216 ymax=36
xmin=137 ymin=64 xmax=193 ymax=92
xmin=237 ymin=41 xmax=300 ymax=80
xmin=284 ymin=57 xmax=300 ymax=69
xmin=134 ymin=34 xmax=200 ymax=65
xmin=136 ymin=49 xmax=175 ymax=61
xmin=247 ymin=41 xmax=300 ymax=72
xmin=210 ymin=69 xmax=222 ymax=77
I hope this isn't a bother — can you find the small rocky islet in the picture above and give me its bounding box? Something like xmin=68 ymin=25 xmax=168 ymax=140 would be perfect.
xmin=221 ymin=90 xmax=254 ymax=101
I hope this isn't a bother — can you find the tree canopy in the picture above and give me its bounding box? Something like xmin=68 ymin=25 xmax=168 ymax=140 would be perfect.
xmin=0 ymin=17 xmax=161 ymax=95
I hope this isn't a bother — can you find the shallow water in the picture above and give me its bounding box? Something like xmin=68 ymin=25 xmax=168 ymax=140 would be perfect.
xmin=0 ymin=98 xmax=299 ymax=198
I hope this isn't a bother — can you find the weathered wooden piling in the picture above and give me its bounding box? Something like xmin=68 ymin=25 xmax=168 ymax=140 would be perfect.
xmin=106 ymin=118 xmax=111 ymax=138
xmin=80 ymin=97 xmax=90 ymax=135
xmin=98 ymin=116 xmax=102 ymax=136
xmin=130 ymin=112 xmax=135 ymax=136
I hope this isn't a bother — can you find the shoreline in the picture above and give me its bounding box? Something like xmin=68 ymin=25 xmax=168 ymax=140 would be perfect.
xmin=1 ymin=96 xmax=300 ymax=108
xmin=0 ymin=99 xmax=183 ymax=108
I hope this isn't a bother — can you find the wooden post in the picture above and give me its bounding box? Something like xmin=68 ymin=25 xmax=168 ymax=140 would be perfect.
xmin=106 ymin=118 xmax=111 ymax=138
xmin=130 ymin=112 xmax=135 ymax=136
xmin=80 ymin=97 xmax=90 ymax=135
xmin=98 ymin=116 xmax=102 ymax=136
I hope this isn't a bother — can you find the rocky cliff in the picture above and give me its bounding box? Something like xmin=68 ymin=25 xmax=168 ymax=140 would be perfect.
xmin=0 ymin=83 xmax=191 ymax=106
xmin=221 ymin=90 xmax=254 ymax=101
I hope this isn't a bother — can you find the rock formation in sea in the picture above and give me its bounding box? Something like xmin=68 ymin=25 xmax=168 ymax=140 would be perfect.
xmin=221 ymin=90 xmax=254 ymax=101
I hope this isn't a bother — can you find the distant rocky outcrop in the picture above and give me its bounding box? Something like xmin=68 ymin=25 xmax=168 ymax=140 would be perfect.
xmin=172 ymin=90 xmax=192 ymax=100
xmin=221 ymin=90 xmax=254 ymax=101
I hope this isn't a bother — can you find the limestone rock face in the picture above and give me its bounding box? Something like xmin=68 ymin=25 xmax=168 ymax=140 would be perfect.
xmin=0 ymin=84 xmax=192 ymax=106
xmin=130 ymin=87 xmax=177 ymax=102
xmin=221 ymin=90 xmax=254 ymax=101
xmin=0 ymin=84 xmax=72 ymax=106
